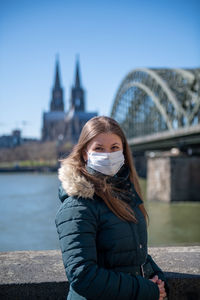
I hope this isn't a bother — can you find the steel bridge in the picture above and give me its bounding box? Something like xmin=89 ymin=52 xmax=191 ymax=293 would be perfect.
xmin=111 ymin=68 xmax=200 ymax=153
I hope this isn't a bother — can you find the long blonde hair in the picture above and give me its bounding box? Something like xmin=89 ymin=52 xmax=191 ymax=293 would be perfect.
xmin=60 ymin=116 xmax=148 ymax=223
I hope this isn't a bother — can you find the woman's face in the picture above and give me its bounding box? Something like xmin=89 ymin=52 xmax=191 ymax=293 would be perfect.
xmin=83 ymin=132 xmax=123 ymax=161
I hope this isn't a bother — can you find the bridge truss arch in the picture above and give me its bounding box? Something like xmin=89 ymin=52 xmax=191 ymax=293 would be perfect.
xmin=111 ymin=68 xmax=200 ymax=139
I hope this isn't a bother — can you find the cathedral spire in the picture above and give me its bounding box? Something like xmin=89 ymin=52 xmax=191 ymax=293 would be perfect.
xmin=54 ymin=56 xmax=61 ymax=89
xmin=75 ymin=55 xmax=81 ymax=88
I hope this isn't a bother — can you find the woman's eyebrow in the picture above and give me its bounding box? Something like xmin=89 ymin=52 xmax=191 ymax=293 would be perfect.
xmin=93 ymin=142 xmax=120 ymax=146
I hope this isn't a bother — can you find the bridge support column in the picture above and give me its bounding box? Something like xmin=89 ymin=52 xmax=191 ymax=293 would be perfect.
xmin=147 ymin=153 xmax=200 ymax=202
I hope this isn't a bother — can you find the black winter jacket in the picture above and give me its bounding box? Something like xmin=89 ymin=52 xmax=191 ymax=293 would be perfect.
xmin=55 ymin=164 xmax=166 ymax=300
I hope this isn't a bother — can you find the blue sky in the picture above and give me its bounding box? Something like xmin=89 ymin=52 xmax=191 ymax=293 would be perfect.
xmin=0 ymin=0 xmax=199 ymax=138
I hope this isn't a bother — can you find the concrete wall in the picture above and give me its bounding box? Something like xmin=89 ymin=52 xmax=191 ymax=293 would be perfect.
xmin=0 ymin=247 xmax=200 ymax=300
xmin=147 ymin=153 xmax=200 ymax=202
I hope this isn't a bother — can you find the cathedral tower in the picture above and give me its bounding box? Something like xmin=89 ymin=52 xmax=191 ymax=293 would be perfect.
xmin=50 ymin=58 xmax=64 ymax=111
xmin=42 ymin=57 xmax=66 ymax=141
xmin=70 ymin=58 xmax=85 ymax=111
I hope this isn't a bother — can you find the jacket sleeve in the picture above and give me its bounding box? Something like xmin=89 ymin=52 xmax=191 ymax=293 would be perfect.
xmin=55 ymin=198 xmax=160 ymax=300
xmin=147 ymin=254 xmax=169 ymax=297
xmin=146 ymin=254 xmax=166 ymax=281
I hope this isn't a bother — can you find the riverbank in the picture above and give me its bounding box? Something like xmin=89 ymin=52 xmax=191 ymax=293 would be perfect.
xmin=0 ymin=160 xmax=58 ymax=172
xmin=0 ymin=165 xmax=58 ymax=172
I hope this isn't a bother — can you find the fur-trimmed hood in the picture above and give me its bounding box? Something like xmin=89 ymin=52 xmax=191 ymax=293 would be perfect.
xmin=58 ymin=163 xmax=95 ymax=201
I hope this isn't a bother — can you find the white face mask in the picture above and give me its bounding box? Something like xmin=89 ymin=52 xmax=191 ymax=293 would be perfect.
xmin=87 ymin=150 xmax=125 ymax=176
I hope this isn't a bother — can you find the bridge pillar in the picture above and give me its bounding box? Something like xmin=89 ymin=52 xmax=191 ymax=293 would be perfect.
xmin=147 ymin=152 xmax=200 ymax=202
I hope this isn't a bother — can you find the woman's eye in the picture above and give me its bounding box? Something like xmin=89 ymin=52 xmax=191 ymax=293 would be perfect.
xmin=95 ymin=147 xmax=103 ymax=151
xmin=112 ymin=146 xmax=119 ymax=150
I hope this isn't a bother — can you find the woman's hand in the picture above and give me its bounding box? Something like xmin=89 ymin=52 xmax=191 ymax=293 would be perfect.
xmin=149 ymin=275 xmax=167 ymax=300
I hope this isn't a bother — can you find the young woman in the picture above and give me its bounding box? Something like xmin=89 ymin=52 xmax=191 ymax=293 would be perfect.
xmin=55 ymin=116 xmax=167 ymax=300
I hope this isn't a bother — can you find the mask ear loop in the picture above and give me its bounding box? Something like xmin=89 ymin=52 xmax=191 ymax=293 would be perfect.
xmin=82 ymin=149 xmax=88 ymax=163
xmin=85 ymin=151 xmax=89 ymax=162
xmin=85 ymin=151 xmax=92 ymax=163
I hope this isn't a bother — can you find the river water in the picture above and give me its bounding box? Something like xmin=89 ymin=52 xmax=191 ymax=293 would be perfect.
xmin=0 ymin=173 xmax=199 ymax=251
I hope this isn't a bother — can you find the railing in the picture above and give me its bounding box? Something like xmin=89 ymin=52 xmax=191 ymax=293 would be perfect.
xmin=0 ymin=247 xmax=199 ymax=300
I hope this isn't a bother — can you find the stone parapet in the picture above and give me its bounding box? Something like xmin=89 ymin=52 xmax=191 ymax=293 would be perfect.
xmin=0 ymin=247 xmax=200 ymax=300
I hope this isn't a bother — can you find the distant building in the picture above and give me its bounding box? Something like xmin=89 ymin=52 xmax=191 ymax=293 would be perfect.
xmin=0 ymin=130 xmax=22 ymax=148
xmin=0 ymin=129 xmax=38 ymax=148
xmin=41 ymin=57 xmax=97 ymax=144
